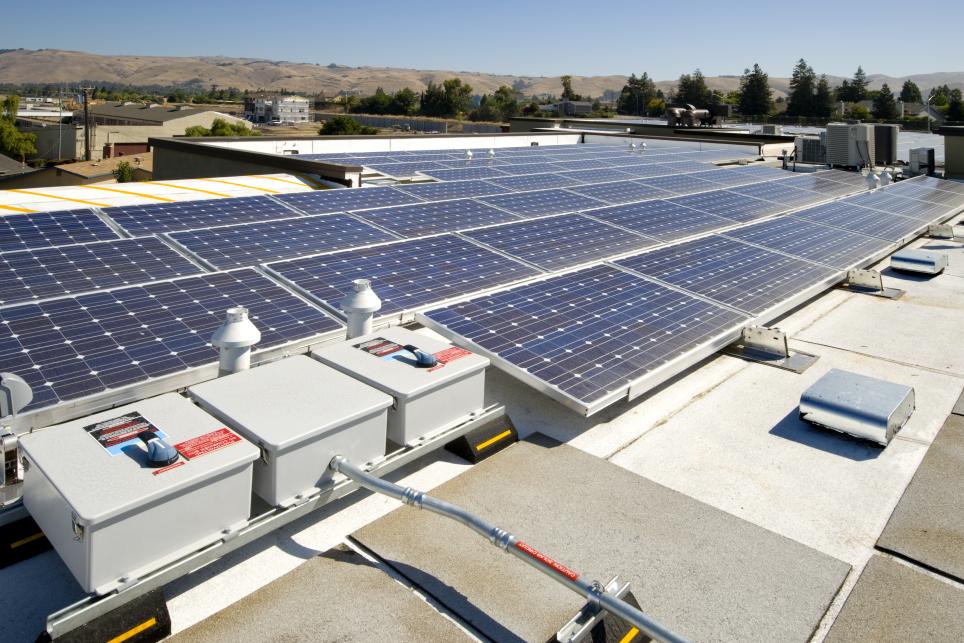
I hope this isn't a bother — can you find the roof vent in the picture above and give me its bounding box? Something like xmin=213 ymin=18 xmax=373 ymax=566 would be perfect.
xmin=211 ymin=307 xmax=261 ymax=375
xmin=340 ymin=279 xmax=381 ymax=339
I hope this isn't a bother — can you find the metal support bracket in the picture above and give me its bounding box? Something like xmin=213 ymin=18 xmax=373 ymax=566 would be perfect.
xmin=927 ymin=224 xmax=964 ymax=241
xmin=724 ymin=326 xmax=818 ymax=374
xmin=1 ymin=428 xmax=22 ymax=508
xmin=556 ymin=576 xmax=630 ymax=643
xmin=842 ymin=269 xmax=904 ymax=299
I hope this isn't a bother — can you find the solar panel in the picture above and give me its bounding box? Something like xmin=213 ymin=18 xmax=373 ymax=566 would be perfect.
xmin=914 ymin=176 xmax=964 ymax=196
xmin=883 ymin=180 xmax=964 ymax=207
xmin=586 ymin=199 xmax=734 ymax=241
xmin=167 ymin=213 xmax=396 ymax=269
xmin=723 ymin=165 xmax=795 ymax=182
xmin=634 ymin=174 xmax=725 ymax=195
xmin=265 ymin=234 xmax=539 ymax=317
xmin=275 ymin=186 xmax=420 ymax=215
xmin=479 ymin=189 xmax=606 ymax=218
xmin=722 ymin=216 xmax=892 ymax=269
xmin=564 ymin=180 xmax=673 ymax=205
xmin=614 ymin=236 xmax=840 ymax=315
xmin=461 ymin=214 xmax=655 ymax=271
xmin=731 ymin=181 xmax=832 ymax=210
xmin=606 ymin=163 xmax=682 ymax=178
xmin=0 ymin=210 xmax=119 ymax=253
xmin=0 ymin=268 xmax=341 ymax=413
xmin=844 ymin=190 xmax=953 ymax=221
xmin=419 ymin=167 xmax=511 ymax=181
xmin=650 ymin=160 xmax=717 ymax=173
xmin=667 ymin=190 xmax=787 ymax=222
xmin=0 ymin=237 xmax=204 ymax=307
xmin=681 ymin=169 xmax=772 ymax=188
xmin=102 ymin=196 xmax=298 ymax=235
xmin=485 ymin=173 xmax=582 ymax=192
xmin=550 ymin=159 xmax=616 ymax=171
xmin=393 ymin=180 xmax=508 ymax=201
xmin=782 ymin=174 xmax=864 ymax=198
xmin=351 ymin=198 xmax=520 ymax=237
xmin=555 ymin=168 xmax=638 ymax=184
xmin=419 ymin=264 xmax=749 ymax=414
xmin=791 ymin=201 xmax=927 ymax=242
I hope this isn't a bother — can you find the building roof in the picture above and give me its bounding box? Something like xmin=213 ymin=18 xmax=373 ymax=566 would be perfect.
xmin=85 ymin=102 xmax=231 ymax=124
xmin=53 ymin=152 xmax=154 ymax=179
xmin=0 ymin=153 xmax=33 ymax=177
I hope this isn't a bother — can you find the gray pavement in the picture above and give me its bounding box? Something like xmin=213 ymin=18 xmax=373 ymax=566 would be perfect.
xmin=824 ymin=554 xmax=964 ymax=643
xmin=353 ymin=435 xmax=851 ymax=643
xmin=877 ymin=413 xmax=964 ymax=582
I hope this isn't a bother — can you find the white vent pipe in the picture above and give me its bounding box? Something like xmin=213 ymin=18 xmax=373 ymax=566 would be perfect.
xmin=341 ymin=279 xmax=381 ymax=339
xmin=211 ymin=307 xmax=261 ymax=375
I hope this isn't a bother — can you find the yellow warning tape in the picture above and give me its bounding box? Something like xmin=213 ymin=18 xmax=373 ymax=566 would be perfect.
xmin=78 ymin=185 xmax=177 ymax=202
xmin=5 ymin=188 xmax=107 ymax=207
xmin=106 ymin=617 xmax=157 ymax=643
xmin=257 ymin=175 xmax=309 ymax=186
xmin=199 ymin=178 xmax=278 ymax=194
xmin=9 ymin=532 xmax=45 ymax=549
xmin=0 ymin=203 xmax=38 ymax=213
xmin=144 ymin=182 xmax=231 ymax=198
xmin=475 ymin=429 xmax=513 ymax=452
xmin=619 ymin=626 xmax=640 ymax=643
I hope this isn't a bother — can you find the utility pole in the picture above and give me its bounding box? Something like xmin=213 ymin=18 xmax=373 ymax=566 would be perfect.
xmin=81 ymin=87 xmax=92 ymax=161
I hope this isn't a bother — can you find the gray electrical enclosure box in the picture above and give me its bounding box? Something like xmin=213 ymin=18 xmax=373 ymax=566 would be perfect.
xmin=19 ymin=394 xmax=257 ymax=594
xmin=312 ymin=327 xmax=489 ymax=445
xmin=189 ymin=356 xmax=392 ymax=507
xmin=890 ymin=248 xmax=947 ymax=275
xmin=799 ymin=369 xmax=915 ymax=446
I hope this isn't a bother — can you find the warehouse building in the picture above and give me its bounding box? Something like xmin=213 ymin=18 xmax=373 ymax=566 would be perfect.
xmin=243 ymin=94 xmax=311 ymax=124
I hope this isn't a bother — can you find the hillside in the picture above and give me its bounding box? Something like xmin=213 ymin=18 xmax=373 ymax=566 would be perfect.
xmin=1 ymin=49 xmax=962 ymax=100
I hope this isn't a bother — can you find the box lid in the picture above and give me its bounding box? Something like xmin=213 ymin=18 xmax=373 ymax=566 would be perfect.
xmin=311 ymin=327 xmax=489 ymax=399
xmin=19 ymin=393 xmax=258 ymax=524
xmin=188 ymin=355 xmax=392 ymax=452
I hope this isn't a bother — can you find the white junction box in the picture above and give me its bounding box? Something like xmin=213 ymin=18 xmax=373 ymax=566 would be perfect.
xmin=890 ymin=248 xmax=948 ymax=275
xmin=19 ymin=394 xmax=257 ymax=594
xmin=312 ymin=327 xmax=489 ymax=446
xmin=189 ymin=356 xmax=392 ymax=507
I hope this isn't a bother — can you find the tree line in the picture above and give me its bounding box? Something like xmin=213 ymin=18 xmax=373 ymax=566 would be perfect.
xmin=344 ymin=79 xmax=522 ymax=122
xmin=1 ymin=95 xmax=38 ymax=163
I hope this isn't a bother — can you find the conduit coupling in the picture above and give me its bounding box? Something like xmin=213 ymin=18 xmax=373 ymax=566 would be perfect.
xmin=329 ymin=455 xmax=689 ymax=643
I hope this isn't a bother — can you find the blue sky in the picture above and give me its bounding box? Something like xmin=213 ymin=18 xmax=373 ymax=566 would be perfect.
xmin=2 ymin=0 xmax=960 ymax=79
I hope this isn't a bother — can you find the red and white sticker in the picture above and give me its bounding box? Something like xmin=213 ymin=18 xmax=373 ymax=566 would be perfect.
xmin=152 ymin=461 xmax=185 ymax=476
xmin=428 ymin=346 xmax=473 ymax=372
xmin=514 ymin=540 xmax=580 ymax=581
xmin=175 ymin=428 xmax=241 ymax=460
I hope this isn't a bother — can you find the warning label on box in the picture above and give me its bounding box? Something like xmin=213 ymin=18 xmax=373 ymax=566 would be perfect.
xmin=84 ymin=412 xmax=168 ymax=456
xmin=428 ymin=346 xmax=473 ymax=372
xmin=355 ymin=337 xmax=404 ymax=358
xmin=175 ymin=428 xmax=241 ymax=460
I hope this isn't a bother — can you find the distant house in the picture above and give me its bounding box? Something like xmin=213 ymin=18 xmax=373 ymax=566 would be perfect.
xmin=243 ymin=95 xmax=311 ymax=124
xmin=0 ymin=153 xmax=152 ymax=189
xmin=77 ymin=102 xmax=248 ymax=129
xmin=544 ymin=100 xmax=595 ymax=116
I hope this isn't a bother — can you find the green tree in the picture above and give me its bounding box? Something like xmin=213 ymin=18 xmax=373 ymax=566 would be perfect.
xmin=899 ymin=80 xmax=922 ymax=103
xmin=948 ymin=96 xmax=964 ymax=122
xmin=355 ymin=87 xmax=393 ymax=114
xmin=0 ymin=94 xmax=38 ymax=163
xmin=419 ymin=79 xmax=473 ymax=118
xmin=737 ymin=64 xmax=772 ymax=116
xmin=616 ymin=73 xmax=657 ymax=116
xmin=560 ymin=75 xmax=580 ymax=101
xmin=319 ymin=115 xmax=378 ymax=135
xmin=112 ymin=160 xmax=135 ymax=183
xmin=184 ymin=117 xmax=258 ymax=137
xmin=646 ymin=97 xmax=666 ymax=116
xmin=845 ymin=104 xmax=871 ymax=120
xmin=470 ymin=86 xmax=519 ymax=122
xmin=389 ymin=88 xmax=418 ymax=115
xmin=851 ymin=66 xmax=869 ymax=102
xmin=813 ymin=75 xmax=835 ymax=118
xmin=673 ymin=69 xmax=711 ymax=107
xmin=872 ymin=83 xmax=898 ymax=120
xmin=786 ymin=59 xmax=817 ymax=117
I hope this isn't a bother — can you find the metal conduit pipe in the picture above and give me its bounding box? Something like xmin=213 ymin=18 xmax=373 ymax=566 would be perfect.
xmin=330 ymin=455 xmax=689 ymax=643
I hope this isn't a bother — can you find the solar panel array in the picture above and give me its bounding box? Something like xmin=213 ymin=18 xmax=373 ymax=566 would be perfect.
xmin=3 ymin=140 xmax=963 ymax=420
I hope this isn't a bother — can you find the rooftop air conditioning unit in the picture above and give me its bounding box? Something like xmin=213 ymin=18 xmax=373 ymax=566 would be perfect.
xmin=760 ymin=124 xmax=783 ymax=135
xmin=874 ymin=124 xmax=899 ymax=165
xmin=909 ymin=147 xmax=935 ymax=176
xmin=795 ymin=135 xmax=826 ymax=163
xmin=826 ymin=123 xmax=876 ymax=168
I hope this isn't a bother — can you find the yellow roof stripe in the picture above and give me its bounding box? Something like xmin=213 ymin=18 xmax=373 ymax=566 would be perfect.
xmin=78 ymin=184 xmax=177 ymax=202
xmin=257 ymin=175 xmax=310 ymax=186
xmin=199 ymin=178 xmax=279 ymax=194
xmin=5 ymin=188 xmax=107 ymax=207
xmin=0 ymin=203 xmax=39 ymax=213
xmin=144 ymin=181 xmax=231 ymax=198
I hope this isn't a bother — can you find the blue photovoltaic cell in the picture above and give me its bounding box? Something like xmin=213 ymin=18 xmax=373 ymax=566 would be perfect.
xmin=493 ymin=162 xmax=568 ymax=175
xmin=615 ymin=236 xmax=839 ymax=315
xmin=634 ymin=174 xmax=725 ymax=195
xmin=723 ymin=216 xmax=891 ymax=269
xmin=844 ymin=190 xmax=951 ymax=221
xmin=586 ymin=199 xmax=733 ymax=241
xmin=565 ymin=180 xmax=673 ymax=205
xmin=168 ymin=213 xmax=396 ymax=269
xmin=394 ymin=180 xmax=508 ymax=201
xmin=0 ymin=237 xmax=203 ymax=307
xmin=729 ymin=181 xmax=826 ymax=209
xmin=102 ymin=196 xmax=297 ymax=235
xmin=606 ymin=163 xmax=682 ymax=178
xmin=791 ymin=201 xmax=926 ymax=242
xmin=683 ymin=168 xmax=779 ymax=188
xmin=914 ymin=176 xmax=964 ymax=196
xmin=550 ymin=159 xmax=616 ymax=171
xmin=0 ymin=210 xmax=119 ymax=252
xmin=485 ymin=173 xmax=583 ymax=192
xmin=462 ymin=214 xmax=655 ymax=271
xmin=421 ymin=264 xmax=749 ymax=409
xmin=884 ymin=182 xmax=964 ymax=207
xmin=352 ymin=198 xmax=520 ymax=237
xmin=365 ymin=162 xmax=450 ymax=177
xmin=0 ymin=268 xmax=341 ymax=412
xmin=649 ymin=160 xmax=717 ymax=173
xmin=667 ymin=190 xmax=787 ymax=222
xmin=419 ymin=167 xmax=511 ymax=181
xmin=782 ymin=174 xmax=863 ymax=198
xmin=266 ymin=234 xmax=539 ymax=317
xmin=275 ymin=186 xmax=420 ymax=215
xmin=815 ymin=169 xmax=871 ymax=188
xmin=479 ymin=189 xmax=606 ymax=218
xmin=554 ymin=168 xmax=638 ymax=184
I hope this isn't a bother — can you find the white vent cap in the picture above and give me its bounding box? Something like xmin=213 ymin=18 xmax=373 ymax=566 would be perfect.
xmin=211 ymin=307 xmax=261 ymax=349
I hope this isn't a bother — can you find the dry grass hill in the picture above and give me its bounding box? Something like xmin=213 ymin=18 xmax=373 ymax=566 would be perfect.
xmin=1 ymin=49 xmax=962 ymax=100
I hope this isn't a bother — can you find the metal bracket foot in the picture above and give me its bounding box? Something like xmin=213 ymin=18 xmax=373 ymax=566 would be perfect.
xmin=927 ymin=224 xmax=964 ymax=242
xmin=556 ymin=576 xmax=629 ymax=643
xmin=724 ymin=326 xmax=818 ymax=373
xmin=842 ymin=269 xmax=904 ymax=299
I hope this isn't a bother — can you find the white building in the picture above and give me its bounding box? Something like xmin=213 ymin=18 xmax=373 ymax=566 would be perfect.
xmin=244 ymin=94 xmax=310 ymax=124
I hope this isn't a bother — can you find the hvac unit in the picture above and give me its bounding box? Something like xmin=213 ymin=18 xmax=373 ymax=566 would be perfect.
xmin=909 ymin=147 xmax=935 ymax=175
xmin=760 ymin=124 xmax=784 ymax=135
xmin=874 ymin=124 xmax=899 ymax=165
xmin=826 ymin=123 xmax=876 ymax=168
xmin=795 ymin=135 xmax=826 ymax=163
